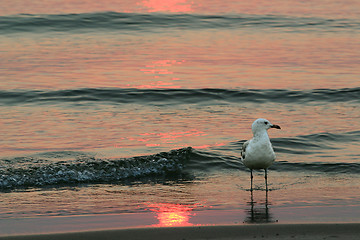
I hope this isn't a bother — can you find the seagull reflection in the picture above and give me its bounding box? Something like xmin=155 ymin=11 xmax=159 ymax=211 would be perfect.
xmin=244 ymin=190 xmax=275 ymax=223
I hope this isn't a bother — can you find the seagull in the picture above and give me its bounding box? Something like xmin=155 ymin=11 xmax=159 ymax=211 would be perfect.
xmin=241 ymin=118 xmax=281 ymax=191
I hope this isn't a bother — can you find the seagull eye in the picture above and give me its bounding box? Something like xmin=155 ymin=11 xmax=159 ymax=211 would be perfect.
xmin=264 ymin=122 xmax=268 ymax=125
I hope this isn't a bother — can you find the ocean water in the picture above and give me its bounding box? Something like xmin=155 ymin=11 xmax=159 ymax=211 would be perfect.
xmin=1 ymin=0 xmax=360 ymax=233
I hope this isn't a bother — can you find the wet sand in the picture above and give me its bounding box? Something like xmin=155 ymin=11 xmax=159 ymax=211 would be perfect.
xmin=1 ymin=223 xmax=359 ymax=240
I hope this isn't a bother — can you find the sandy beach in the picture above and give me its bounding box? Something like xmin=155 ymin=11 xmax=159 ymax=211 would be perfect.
xmin=1 ymin=223 xmax=359 ymax=240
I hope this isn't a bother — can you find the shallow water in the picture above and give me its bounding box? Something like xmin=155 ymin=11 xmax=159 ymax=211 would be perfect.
xmin=0 ymin=0 xmax=360 ymax=231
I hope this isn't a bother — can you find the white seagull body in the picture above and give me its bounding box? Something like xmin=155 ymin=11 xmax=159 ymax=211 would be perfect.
xmin=241 ymin=118 xmax=281 ymax=190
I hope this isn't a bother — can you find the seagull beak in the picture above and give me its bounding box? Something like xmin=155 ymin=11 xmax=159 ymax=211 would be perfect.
xmin=271 ymin=124 xmax=281 ymax=129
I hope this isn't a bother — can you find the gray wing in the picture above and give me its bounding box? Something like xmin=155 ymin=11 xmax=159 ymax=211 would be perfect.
xmin=240 ymin=140 xmax=249 ymax=161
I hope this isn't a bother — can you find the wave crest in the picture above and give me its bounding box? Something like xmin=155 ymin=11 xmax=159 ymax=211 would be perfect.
xmin=1 ymin=12 xmax=359 ymax=33
xmin=1 ymin=88 xmax=359 ymax=106
xmin=0 ymin=147 xmax=192 ymax=190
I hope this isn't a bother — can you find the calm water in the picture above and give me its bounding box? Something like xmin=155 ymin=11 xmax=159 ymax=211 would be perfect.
xmin=1 ymin=0 xmax=360 ymax=232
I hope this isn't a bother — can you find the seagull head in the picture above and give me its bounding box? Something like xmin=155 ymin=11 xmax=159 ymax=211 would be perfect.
xmin=252 ymin=118 xmax=281 ymax=135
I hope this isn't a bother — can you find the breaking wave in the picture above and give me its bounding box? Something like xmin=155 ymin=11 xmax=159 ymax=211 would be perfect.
xmin=0 ymin=147 xmax=191 ymax=190
xmin=1 ymin=87 xmax=359 ymax=106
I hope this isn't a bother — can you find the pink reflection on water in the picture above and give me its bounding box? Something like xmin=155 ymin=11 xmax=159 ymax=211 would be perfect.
xmin=1 ymin=32 xmax=359 ymax=90
xmin=1 ymin=0 xmax=360 ymax=18
xmin=193 ymin=142 xmax=226 ymax=149
xmin=139 ymin=0 xmax=194 ymax=13
xmin=140 ymin=129 xmax=207 ymax=143
xmin=111 ymin=129 xmax=210 ymax=152
xmin=128 ymin=80 xmax=181 ymax=89
xmin=136 ymin=59 xmax=185 ymax=88
xmin=147 ymin=203 xmax=196 ymax=227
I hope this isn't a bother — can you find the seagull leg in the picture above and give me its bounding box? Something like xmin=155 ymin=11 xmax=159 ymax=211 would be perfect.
xmin=265 ymin=169 xmax=268 ymax=192
xmin=250 ymin=169 xmax=253 ymax=192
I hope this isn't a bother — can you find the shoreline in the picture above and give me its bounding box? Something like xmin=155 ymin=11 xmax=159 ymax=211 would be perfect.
xmin=1 ymin=207 xmax=359 ymax=237
xmin=1 ymin=223 xmax=359 ymax=240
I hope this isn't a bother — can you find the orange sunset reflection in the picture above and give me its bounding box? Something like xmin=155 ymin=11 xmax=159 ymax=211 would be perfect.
xmin=140 ymin=129 xmax=207 ymax=145
xmin=148 ymin=203 xmax=196 ymax=227
xmin=137 ymin=59 xmax=185 ymax=88
xmin=139 ymin=0 xmax=194 ymax=13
